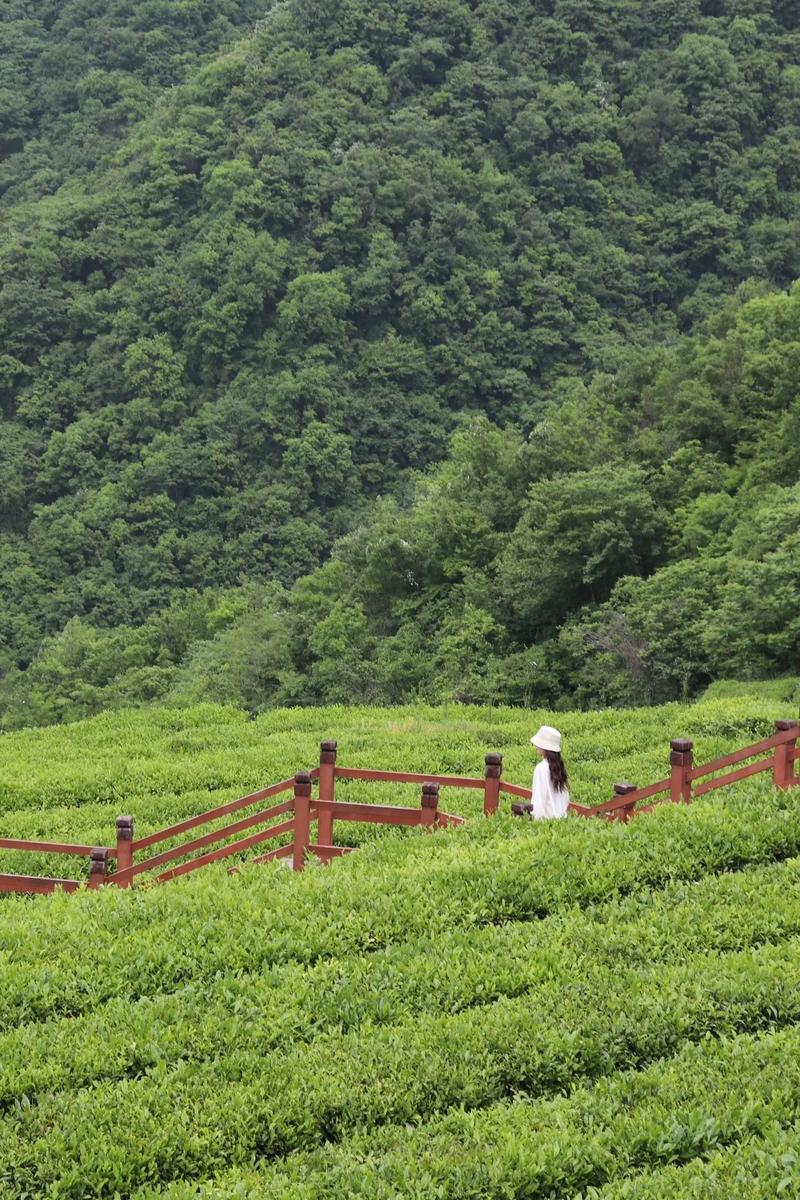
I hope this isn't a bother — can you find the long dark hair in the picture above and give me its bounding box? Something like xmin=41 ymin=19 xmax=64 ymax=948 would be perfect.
xmin=543 ymin=749 xmax=568 ymax=792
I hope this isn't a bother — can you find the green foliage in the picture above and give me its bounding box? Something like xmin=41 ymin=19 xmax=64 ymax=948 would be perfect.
xmin=2 ymin=0 xmax=800 ymax=1187
xmin=140 ymin=1021 xmax=800 ymax=1198
xmin=2 ymin=2 xmax=800 ymax=724
xmin=0 ymin=0 xmax=266 ymax=198
xmin=0 ymin=589 xmax=249 ymax=729
xmin=498 ymin=464 xmax=664 ymax=636
xmin=701 ymin=675 xmax=800 ymax=704
xmin=3 ymin=858 xmax=797 ymax=1103
xmin=4 ymin=275 xmax=797 ymax=724
xmin=0 ymin=695 xmax=799 ymax=1197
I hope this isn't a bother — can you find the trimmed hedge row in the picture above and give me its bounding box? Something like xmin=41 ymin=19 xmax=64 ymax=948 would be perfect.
xmin=0 ymin=699 xmax=780 ymax=815
xmin=1 ymin=783 xmax=798 ymax=1028
xmin=0 ymin=695 xmax=785 ymax=879
xmin=590 ymin=1122 xmax=800 ymax=1199
xmin=132 ymin=1025 xmax=800 ymax=1200
xmin=1 ymin=858 xmax=799 ymax=1106
xmin=2 ymin=939 xmax=800 ymax=1197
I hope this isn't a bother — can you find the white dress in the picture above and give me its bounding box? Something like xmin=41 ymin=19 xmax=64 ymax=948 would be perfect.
xmin=531 ymin=759 xmax=569 ymax=819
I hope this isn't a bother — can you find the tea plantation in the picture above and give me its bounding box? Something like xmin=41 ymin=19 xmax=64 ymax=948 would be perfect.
xmin=1 ymin=692 xmax=799 ymax=1197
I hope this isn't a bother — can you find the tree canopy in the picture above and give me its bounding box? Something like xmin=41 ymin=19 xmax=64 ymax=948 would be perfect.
xmin=1 ymin=0 xmax=799 ymax=726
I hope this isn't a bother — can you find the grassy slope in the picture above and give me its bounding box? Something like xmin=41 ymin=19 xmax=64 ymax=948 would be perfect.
xmin=1 ymin=692 xmax=799 ymax=1197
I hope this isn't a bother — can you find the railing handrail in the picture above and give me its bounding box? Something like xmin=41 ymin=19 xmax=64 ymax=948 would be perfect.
xmin=2 ymin=719 xmax=798 ymax=894
xmin=313 ymin=795 xmax=463 ymax=827
xmin=497 ymin=721 xmax=800 ymax=823
xmin=0 ymin=837 xmax=115 ymax=856
xmin=688 ymin=729 xmax=794 ymax=780
xmin=0 ymin=872 xmax=82 ymax=894
xmin=579 ymin=719 xmax=800 ymax=821
xmin=151 ymin=816 xmax=299 ymax=885
xmin=333 ymin=767 xmax=485 ymax=788
xmin=111 ymin=800 xmax=296 ymax=886
xmin=131 ymin=777 xmax=296 ymax=852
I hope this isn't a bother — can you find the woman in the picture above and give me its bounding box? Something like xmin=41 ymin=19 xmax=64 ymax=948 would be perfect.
xmin=512 ymin=725 xmax=569 ymax=819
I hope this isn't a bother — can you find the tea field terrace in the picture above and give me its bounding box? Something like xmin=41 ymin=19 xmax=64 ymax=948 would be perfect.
xmin=0 ymin=693 xmax=793 ymax=878
xmin=0 ymin=694 xmax=800 ymax=1194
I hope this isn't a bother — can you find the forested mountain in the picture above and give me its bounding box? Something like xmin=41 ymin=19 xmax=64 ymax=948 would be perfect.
xmin=1 ymin=0 xmax=799 ymax=727
xmin=1 ymin=0 xmax=267 ymax=200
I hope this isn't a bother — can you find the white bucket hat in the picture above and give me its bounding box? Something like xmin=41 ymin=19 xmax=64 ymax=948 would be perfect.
xmin=530 ymin=725 xmax=562 ymax=753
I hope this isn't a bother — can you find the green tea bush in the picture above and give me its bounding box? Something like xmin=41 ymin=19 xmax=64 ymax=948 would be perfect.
xmin=0 ymin=693 xmax=784 ymax=820
xmin=0 ymin=859 xmax=797 ymax=1106
xmin=0 ymin=693 xmax=798 ymax=1199
xmin=1 ymin=781 xmax=799 ymax=1027
xmin=590 ymin=1123 xmax=800 ymax=1198
xmin=588 ymin=1122 xmax=800 ymax=1199
xmin=2 ymin=941 xmax=800 ymax=1197
xmin=701 ymin=676 xmax=799 ymax=704
xmin=140 ymin=1024 xmax=800 ymax=1200
xmin=0 ymin=694 xmax=787 ymax=875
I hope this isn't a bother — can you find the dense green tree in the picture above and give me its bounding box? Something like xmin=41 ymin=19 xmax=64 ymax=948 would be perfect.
xmin=1 ymin=1 xmax=800 ymax=725
xmin=497 ymin=465 xmax=664 ymax=637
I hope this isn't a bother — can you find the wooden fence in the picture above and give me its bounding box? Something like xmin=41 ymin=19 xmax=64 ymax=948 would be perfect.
xmin=499 ymin=719 xmax=800 ymax=822
xmin=1 ymin=719 xmax=798 ymax=895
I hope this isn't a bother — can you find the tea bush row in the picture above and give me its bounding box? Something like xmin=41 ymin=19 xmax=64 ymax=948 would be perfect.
xmin=590 ymin=1123 xmax=800 ymax=1198
xmin=0 ymin=693 xmax=787 ymax=881
xmin=1 ymin=782 xmax=797 ymax=1027
xmin=2 ymin=939 xmax=799 ymax=1198
xmin=135 ymin=1023 xmax=800 ymax=1200
xmin=1 ymin=857 xmax=798 ymax=1106
xmin=0 ymin=697 xmax=781 ymax=817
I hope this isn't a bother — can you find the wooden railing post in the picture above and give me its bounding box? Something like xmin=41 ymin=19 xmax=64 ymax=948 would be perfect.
xmin=613 ymin=781 xmax=637 ymax=823
xmin=483 ymin=753 xmax=503 ymax=816
xmin=292 ymin=771 xmax=312 ymax=872
xmin=115 ymin=816 xmax=134 ymax=886
xmin=87 ymin=848 xmax=109 ymax=889
xmin=318 ymin=740 xmax=337 ymax=846
xmin=670 ymin=738 xmax=694 ymax=804
xmin=774 ymin=720 xmax=800 ymax=790
xmin=421 ymin=782 xmax=440 ymax=828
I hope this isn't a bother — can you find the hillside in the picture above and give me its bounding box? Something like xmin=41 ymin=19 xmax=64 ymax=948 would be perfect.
xmin=1 ymin=694 xmax=800 ymax=1196
xmin=4 ymin=2 xmax=800 ymax=1194
xmin=2 ymin=1 xmax=800 ymax=725
xmin=0 ymin=0 xmax=268 ymax=200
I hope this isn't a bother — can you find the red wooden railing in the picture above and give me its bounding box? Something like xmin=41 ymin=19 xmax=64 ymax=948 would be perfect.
xmin=1 ymin=719 xmax=798 ymax=894
xmin=0 ymin=748 xmax=468 ymax=893
xmin=110 ymin=778 xmax=300 ymax=887
xmin=498 ymin=718 xmax=800 ymax=824
xmin=0 ymin=840 xmax=113 ymax=894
